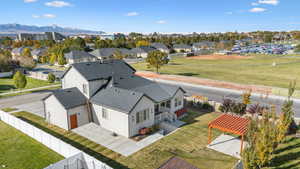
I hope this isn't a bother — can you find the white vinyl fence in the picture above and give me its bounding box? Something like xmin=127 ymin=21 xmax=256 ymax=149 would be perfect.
xmin=0 ymin=111 xmax=113 ymax=169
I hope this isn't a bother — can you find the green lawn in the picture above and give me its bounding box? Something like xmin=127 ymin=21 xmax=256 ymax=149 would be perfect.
xmin=265 ymin=135 xmax=300 ymax=169
xmin=0 ymin=77 xmax=60 ymax=94
xmin=13 ymin=111 xmax=238 ymax=169
xmin=132 ymin=54 xmax=300 ymax=89
xmin=0 ymin=121 xmax=63 ymax=169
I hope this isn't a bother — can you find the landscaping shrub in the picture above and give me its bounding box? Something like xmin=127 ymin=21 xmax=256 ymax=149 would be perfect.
xmin=13 ymin=71 xmax=27 ymax=89
xmin=47 ymin=73 xmax=56 ymax=83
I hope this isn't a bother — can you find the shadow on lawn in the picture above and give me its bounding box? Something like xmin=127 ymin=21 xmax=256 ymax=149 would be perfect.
xmin=181 ymin=107 xmax=212 ymax=124
xmin=0 ymin=85 xmax=15 ymax=91
xmin=269 ymin=137 xmax=300 ymax=168
xmin=15 ymin=116 xmax=130 ymax=169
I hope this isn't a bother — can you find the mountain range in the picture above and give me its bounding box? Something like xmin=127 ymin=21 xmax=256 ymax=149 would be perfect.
xmin=0 ymin=24 xmax=105 ymax=35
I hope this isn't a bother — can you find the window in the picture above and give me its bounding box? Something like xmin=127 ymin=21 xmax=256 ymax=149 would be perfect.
xmin=82 ymin=84 xmax=87 ymax=94
xmin=160 ymin=102 xmax=165 ymax=107
xmin=102 ymin=108 xmax=108 ymax=119
xmin=155 ymin=104 xmax=159 ymax=113
xmin=174 ymin=97 xmax=182 ymax=107
xmin=166 ymin=100 xmax=171 ymax=108
xmin=136 ymin=109 xmax=150 ymax=124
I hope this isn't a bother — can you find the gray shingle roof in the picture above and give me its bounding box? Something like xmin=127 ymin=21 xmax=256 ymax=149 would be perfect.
xmin=65 ymin=50 xmax=97 ymax=60
xmin=151 ymin=43 xmax=169 ymax=50
xmin=90 ymin=87 xmax=146 ymax=113
xmin=113 ymin=75 xmax=182 ymax=103
xmin=131 ymin=46 xmax=157 ymax=54
xmin=173 ymin=44 xmax=191 ymax=49
xmin=90 ymin=48 xmax=133 ymax=58
xmin=32 ymin=48 xmax=47 ymax=56
xmin=51 ymin=87 xmax=87 ymax=109
xmin=62 ymin=60 xmax=136 ymax=81
xmin=12 ymin=47 xmax=26 ymax=54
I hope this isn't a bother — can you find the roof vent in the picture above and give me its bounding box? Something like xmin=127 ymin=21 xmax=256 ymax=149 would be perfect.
xmin=86 ymin=63 xmax=91 ymax=66
xmin=132 ymin=92 xmax=135 ymax=95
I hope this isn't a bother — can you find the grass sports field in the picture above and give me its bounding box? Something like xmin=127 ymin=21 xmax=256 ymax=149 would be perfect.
xmin=132 ymin=54 xmax=300 ymax=89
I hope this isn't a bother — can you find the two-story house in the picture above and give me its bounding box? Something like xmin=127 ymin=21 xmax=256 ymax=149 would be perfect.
xmin=43 ymin=60 xmax=185 ymax=137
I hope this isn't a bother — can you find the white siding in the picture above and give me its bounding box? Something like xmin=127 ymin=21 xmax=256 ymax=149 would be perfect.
xmin=170 ymin=89 xmax=185 ymax=113
xmin=44 ymin=95 xmax=69 ymax=130
xmin=129 ymin=96 xmax=155 ymax=137
xmin=62 ymin=67 xmax=107 ymax=98
xmin=91 ymin=104 xmax=130 ymax=137
xmin=68 ymin=105 xmax=90 ymax=128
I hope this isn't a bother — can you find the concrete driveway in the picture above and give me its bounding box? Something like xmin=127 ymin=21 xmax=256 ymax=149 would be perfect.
xmin=73 ymin=123 xmax=164 ymax=156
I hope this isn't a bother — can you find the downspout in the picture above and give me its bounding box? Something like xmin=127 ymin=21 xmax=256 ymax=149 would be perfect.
xmin=86 ymin=99 xmax=93 ymax=122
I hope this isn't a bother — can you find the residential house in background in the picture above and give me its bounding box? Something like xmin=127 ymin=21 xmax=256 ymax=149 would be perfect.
xmin=31 ymin=48 xmax=47 ymax=61
xmin=64 ymin=50 xmax=98 ymax=65
xmin=151 ymin=43 xmax=170 ymax=54
xmin=43 ymin=60 xmax=185 ymax=137
xmin=131 ymin=46 xmax=157 ymax=58
xmin=173 ymin=44 xmax=192 ymax=53
xmin=90 ymin=48 xmax=133 ymax=60
xmin=192 ymin=41 xmax=215 ymax=51
xmin=11 ymin=47 xmax=26 ymax=60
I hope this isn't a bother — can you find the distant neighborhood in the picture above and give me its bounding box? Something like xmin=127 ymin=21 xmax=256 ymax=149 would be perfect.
xmin=1 ymin=27 xmax=300 ymax=169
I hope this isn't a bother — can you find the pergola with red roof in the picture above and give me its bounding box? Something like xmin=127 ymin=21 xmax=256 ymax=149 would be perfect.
xmin=208 ymin=113 xmax=250 ymax=152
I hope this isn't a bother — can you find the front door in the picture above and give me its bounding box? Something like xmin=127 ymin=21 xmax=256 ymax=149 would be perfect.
xmin=70 ymin=114 xmax=78 ymax=129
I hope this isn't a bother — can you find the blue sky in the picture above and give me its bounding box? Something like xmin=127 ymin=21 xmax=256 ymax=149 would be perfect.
xmin=1 ymin=0 xmax=300 ymax=33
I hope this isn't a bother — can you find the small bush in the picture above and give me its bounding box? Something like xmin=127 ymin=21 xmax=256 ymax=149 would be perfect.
xmin=13 ymin=71 xmax=27 ymax=89
xmin=47 ymin=73 xmax=56 ymax=83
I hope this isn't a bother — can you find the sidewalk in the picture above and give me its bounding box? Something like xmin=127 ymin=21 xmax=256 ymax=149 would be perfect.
xmin=0 ymin=84 xmax=61 ymax=96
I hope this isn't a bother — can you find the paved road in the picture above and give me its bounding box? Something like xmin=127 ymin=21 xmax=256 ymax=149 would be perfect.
xmin=153 ymin=78 xmax=300 ymax=118
xmin=1 ymin=78 xmax=299 ymax=118
xmin=0 ymin=84 xmax=60 ymax=96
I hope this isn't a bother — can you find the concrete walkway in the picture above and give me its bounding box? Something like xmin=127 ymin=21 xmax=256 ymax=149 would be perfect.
xmin=73 ymin=123 xmax=164 ymax=156
xmin=207 ymin=134 xmax=246 ymax=159
xmin=0 ymin=84 xmax=60 ymax=96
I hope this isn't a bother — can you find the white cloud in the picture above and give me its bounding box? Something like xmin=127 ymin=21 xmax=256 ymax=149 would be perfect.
xmin=32 ymin=14 xmax=40 ymax=18
xmin=251 ymin=2 xmax=259 ymax=6
xmin=45 ymin=1 xmax=71 ymax=7
xmin=43 ymin=14 xmax=56 ymax=18
xmin=157 ymin=20 xmax=166 ymax=24
xmin=249 ymin=7 xmax=267 ymax=13
xmin=24 ymin=0 xmax=37 ymax=3
xmin=126 ymin=12 xmax=139 ymax=16
xmin=225 ymin=12 xmax=233 ymax=15
xmin=258 ymin=0 xmax=279 ymax=5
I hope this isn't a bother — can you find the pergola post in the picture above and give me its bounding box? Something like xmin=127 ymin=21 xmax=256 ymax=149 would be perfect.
xmin=208 ymin=126 xmax=212 ymax=144
xmin=240 ymin=134 xmax=244 ymax=153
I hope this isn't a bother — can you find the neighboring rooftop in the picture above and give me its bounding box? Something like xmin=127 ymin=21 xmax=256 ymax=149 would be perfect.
xmin=173 ymin=44 xmax=192 ymax=49
xmin=65 ymin=50 xmax=97 ymax=60
xmin=158 ymin=157 xmax=200 ymax=169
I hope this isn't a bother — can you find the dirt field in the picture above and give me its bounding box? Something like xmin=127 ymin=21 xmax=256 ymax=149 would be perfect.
xmin=187 ymin=54 xmax=251 ymax=60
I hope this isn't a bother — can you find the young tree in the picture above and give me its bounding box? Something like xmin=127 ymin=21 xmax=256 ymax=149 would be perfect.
xmin=57 ymin=54 xmax=67 ymax=66
xmin=47 ymin=73 xmax=56 ymax=83
xmin=22 ymin=48 xmax=32 ymax=58
xmin=136 ymin=40 xmax=150 ymax=47
xmin=13 ymin=71 xmax=27 ymax=89
xmin=277 ymin=80 xmax=296 ymax=143
xmin=146 ymin=51 xmax=167 ymax=73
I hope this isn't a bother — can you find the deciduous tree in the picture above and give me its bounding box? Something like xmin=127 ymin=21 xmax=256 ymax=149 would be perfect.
xmin=13 ymin=71 xmax=27 ymax=89
xmin=146 ymin=51 xmax=167 ymax=73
